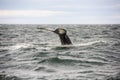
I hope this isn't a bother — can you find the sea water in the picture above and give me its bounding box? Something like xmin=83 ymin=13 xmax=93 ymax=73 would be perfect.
xmin=0 ymin=24 xmax=120 ymax=80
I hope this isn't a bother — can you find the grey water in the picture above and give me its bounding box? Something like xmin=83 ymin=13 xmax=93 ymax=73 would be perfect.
xmin=0 ymin=24 xmax=120 ymax=80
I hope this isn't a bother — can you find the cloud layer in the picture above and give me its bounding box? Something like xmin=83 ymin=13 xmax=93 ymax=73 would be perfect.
xmin=0 ymin=10 xmax=66 ymax=17
xmin=0 ymin=0 xmax=120 ymax=24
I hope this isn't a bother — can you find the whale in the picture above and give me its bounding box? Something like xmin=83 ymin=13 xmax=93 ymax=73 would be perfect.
xmin=38 ymin=28 xmax=72 ymax=45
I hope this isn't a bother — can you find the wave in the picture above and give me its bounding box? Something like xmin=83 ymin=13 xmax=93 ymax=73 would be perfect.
xmin=3 ymin=39 xmax=107 ymax=52
xmin=7 ymin=43 xmax=32 ymax=50
xmin=6 ymin=43 xmax=52 ymax=51
xmin=104 ymin=72 xmax=120 ymax=80
xmin=48 ymin=39 xmax=107 ymax=47
xmin=38 ymin=57 xmax=107 ymax=66
xmin=75 ymin=40 xmax=107 ymax=46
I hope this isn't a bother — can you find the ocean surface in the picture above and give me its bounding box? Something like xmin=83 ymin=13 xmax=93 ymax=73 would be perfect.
xmin=0 ymin=24 xmax=120 ymax=80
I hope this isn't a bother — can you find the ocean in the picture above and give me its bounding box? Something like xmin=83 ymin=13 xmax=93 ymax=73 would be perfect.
xmin=0 ymin=24 xmax=120 ymax=80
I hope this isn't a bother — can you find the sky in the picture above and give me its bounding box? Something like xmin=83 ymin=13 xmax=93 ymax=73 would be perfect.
xmin=0 ymin=0 xmax=120 ymax=24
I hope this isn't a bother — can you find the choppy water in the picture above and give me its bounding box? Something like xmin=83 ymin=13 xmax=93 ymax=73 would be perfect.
xmin=0 ymin=24 xmax=120 ymax=80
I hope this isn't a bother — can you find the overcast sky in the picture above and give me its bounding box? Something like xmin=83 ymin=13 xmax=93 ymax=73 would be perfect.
xmin=0 ymin=0 xmax=120 ymax=24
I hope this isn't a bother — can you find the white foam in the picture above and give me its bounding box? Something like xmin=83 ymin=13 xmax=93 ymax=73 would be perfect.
xmin=5 ymin=40 xmax=107 ymax=51
xmin=7 ymin=69 xmax=52 ymax=78
xmin=9 ymin=43 xmax=32 ymax=50
xmin=47 ymin=40 xmax=107 ymax=48
xmin=77 ymin=40 xmax=106 ymax=46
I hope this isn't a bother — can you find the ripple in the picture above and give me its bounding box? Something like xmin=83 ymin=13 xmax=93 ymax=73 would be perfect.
xmin=34 ymin=66 xmax=56 ymax=73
